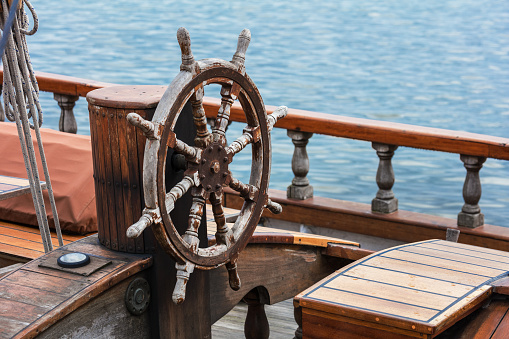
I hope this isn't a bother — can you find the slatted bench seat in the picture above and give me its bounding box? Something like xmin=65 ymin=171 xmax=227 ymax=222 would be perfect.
xmin=294 ymin=239 xmax=509 ymax=338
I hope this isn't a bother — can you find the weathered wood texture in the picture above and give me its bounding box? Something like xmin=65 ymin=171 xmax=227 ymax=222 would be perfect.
xmin=209 ymin=243 xmax=353 ymax=324
xmin=36 ymin=273 xmax=151 ymax=339
xmin=224 ymin=189 xmax=509 ymax=252
xmin=0 ymin=235 xmax=152 ymax=338
xmin=295 ymin=240 xmax=509 ymax=338
xmin=86 ymin=86 xmax=166 ymax=253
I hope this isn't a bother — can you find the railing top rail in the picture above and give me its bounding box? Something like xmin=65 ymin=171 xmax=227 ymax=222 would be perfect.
xmin=1 ymin=70 xmax=507 ymax=160
xmin=0 ymin=70 xmax=115 ymax=97
xmin=202 ymin=98 xmax=509 ymax=161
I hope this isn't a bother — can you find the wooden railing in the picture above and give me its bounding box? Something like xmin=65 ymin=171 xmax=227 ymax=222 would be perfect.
xmin=1 ymin=70 xmax=508 ymax=249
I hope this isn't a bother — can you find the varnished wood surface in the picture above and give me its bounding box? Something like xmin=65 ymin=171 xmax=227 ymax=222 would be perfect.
xmin=296 ymin=239 xmax=509 ymax=337
xmin=202 ymin=98 xmax=509 ymax=160
xmin=0 ymin=70 xmax=115 ymax=98
xmin=0 ymin=221 xmax=82 ymax=261
xmin=0 ymin=235 xmax=152 ymax=338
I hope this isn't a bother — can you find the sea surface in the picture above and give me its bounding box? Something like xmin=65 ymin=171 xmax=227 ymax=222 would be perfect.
xmin=25 ymin=0 xmax=509 ymax=226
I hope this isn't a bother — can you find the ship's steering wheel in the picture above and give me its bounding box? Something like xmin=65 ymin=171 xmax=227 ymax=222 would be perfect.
xmin=126 ymin=28 xmax=286 ymax=304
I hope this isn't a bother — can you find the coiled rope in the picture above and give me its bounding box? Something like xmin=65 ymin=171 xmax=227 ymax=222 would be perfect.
xmin=0 ymin=0 xmax=63 ymax=251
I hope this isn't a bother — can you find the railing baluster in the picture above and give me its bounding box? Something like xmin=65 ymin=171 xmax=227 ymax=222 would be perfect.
xmin=243 ymin=288 xmax=270 ymax=339
xmin=54 ymin=93 xmax=79 ymax=134
xmin=458 ymin=155 xmax=486 ymax=228
xmin=287 ymin=130 xmax=313 ymax=200
xmin=371 ymin=142 xmax=398 ymax=213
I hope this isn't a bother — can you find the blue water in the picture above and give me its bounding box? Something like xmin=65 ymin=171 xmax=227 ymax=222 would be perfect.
xmin=26 ymin=0 xmax=508 ymax=226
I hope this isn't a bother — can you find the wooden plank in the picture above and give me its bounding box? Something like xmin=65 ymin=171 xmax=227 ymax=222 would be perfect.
xmin=302 ymin=308 xmax=425 ymax=339
xmin=102 ymin=105 xmax=117 ymax=250
xmin=88 ymin=103 xmax=106 ymax=248
xmin=381 ymin=250 xmax=506 ymax=277
xmin=4 ymin=269 xmax=89 ymax=297
xmin=323 ymin=275 xmax=455 ymax=310
xmin=306 ymin=286 xmax=438 ymax=321
xmin=443 ymin=298 xmax=509 ymax=339
xmin=416 ymin=241 xmax=509 ymax=262
xmin=224 ymin=189 xmax=509 ymax=252
xmin=432 ymin=240 xmax=509 ymax=260
xmin=0 ymin=264 xmax=23 ymax=278
xmin=0 ymin=232 xmax=69 ymax=249
xmin=345 ymin=264 xmax=473 ymax=298
xmin=401 ymin=244 xmax=509 ymax=271
xmin=491 ymin=276 xmax=509 ymax=295
xmin=365 ymin=256 xmax=489 ymax=286
xmin=324 ymin=243 xmax=374 ymax=261
xmin=0 ymin=222 xmax=81 ymax=242
xmin=0 ymin=281 xmax=67 ymax=310
xmin=429 ymin=286 xmax=492 ymax=331
xmin=0 ymin=315 xmax=29 ymax=339
xmin=117 ymin=108 xmax=137 ymax=253
xmin=109 ymin=108 xmax=127 ymax=252
xmin=0 ymin=297 xmax=48 ymax=323
xmin=0 ymin=242 xmax=43 ymax=260
xmin=35 ymin=275 xmax=151 ymax=339
xmin=492 ymin=308 xmax=509 ymax=339
xmin=95 ymin=105 xmax=111 ymax=248
xmin=126 ymin=108 xmax=144 ymax=253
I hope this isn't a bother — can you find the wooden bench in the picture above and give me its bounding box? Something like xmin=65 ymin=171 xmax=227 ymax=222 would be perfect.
xmin=0 ymin=176 xmax=46 ymax=201
xmin=295 ymin=239 xmax=509 ymax=338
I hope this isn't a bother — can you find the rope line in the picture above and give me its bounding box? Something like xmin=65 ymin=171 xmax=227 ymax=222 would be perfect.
xmin=0 ymin=0 xmax=63 ymax=251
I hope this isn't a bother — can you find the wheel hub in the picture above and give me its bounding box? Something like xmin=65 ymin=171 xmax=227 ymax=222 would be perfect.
xmin=198 ymin=142 xmax=230 ymax=193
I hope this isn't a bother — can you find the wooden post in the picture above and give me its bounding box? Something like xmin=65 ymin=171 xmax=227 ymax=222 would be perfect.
xmin=294 ymin=305 xmax=303 ymax=339
xmin=243 ymin=288 xmax=270 ymax=339
xmin=287 ymin=130 xmax=313 ymax=200
xmin=458 ymin=155 xmax=486 ymax=228
xmin=371 ymin=142 xmax=398 ymax=213
xmin=54 ymin=93 xmax=79 ymax=134
xmin=87 ymin=85 xmax=211 ymax=338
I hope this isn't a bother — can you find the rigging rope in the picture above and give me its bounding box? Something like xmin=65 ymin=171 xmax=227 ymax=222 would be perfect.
xmin=0 ymin=0 xmax=63 ymax=251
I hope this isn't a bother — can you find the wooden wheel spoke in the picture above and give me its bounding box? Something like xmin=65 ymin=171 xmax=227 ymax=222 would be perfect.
xmin=190 ymin=86 xmax=211 ymax=148
xmin=182 ymin=190 xmax=206 ymax=252
xmin=210 ymin=192 xmax=233 ymax=247
xmin=212 ymin=82 xmax=241 ymax=143
xmin=226 ymin=125 xmax=260 ymax=160
xmin=165 ymin=175 xmax=195 ymax=213
xmin=229 ymin=176 xmax=259 ymax=201
xmin=167 ymin=135 xmax=200 ymax=163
